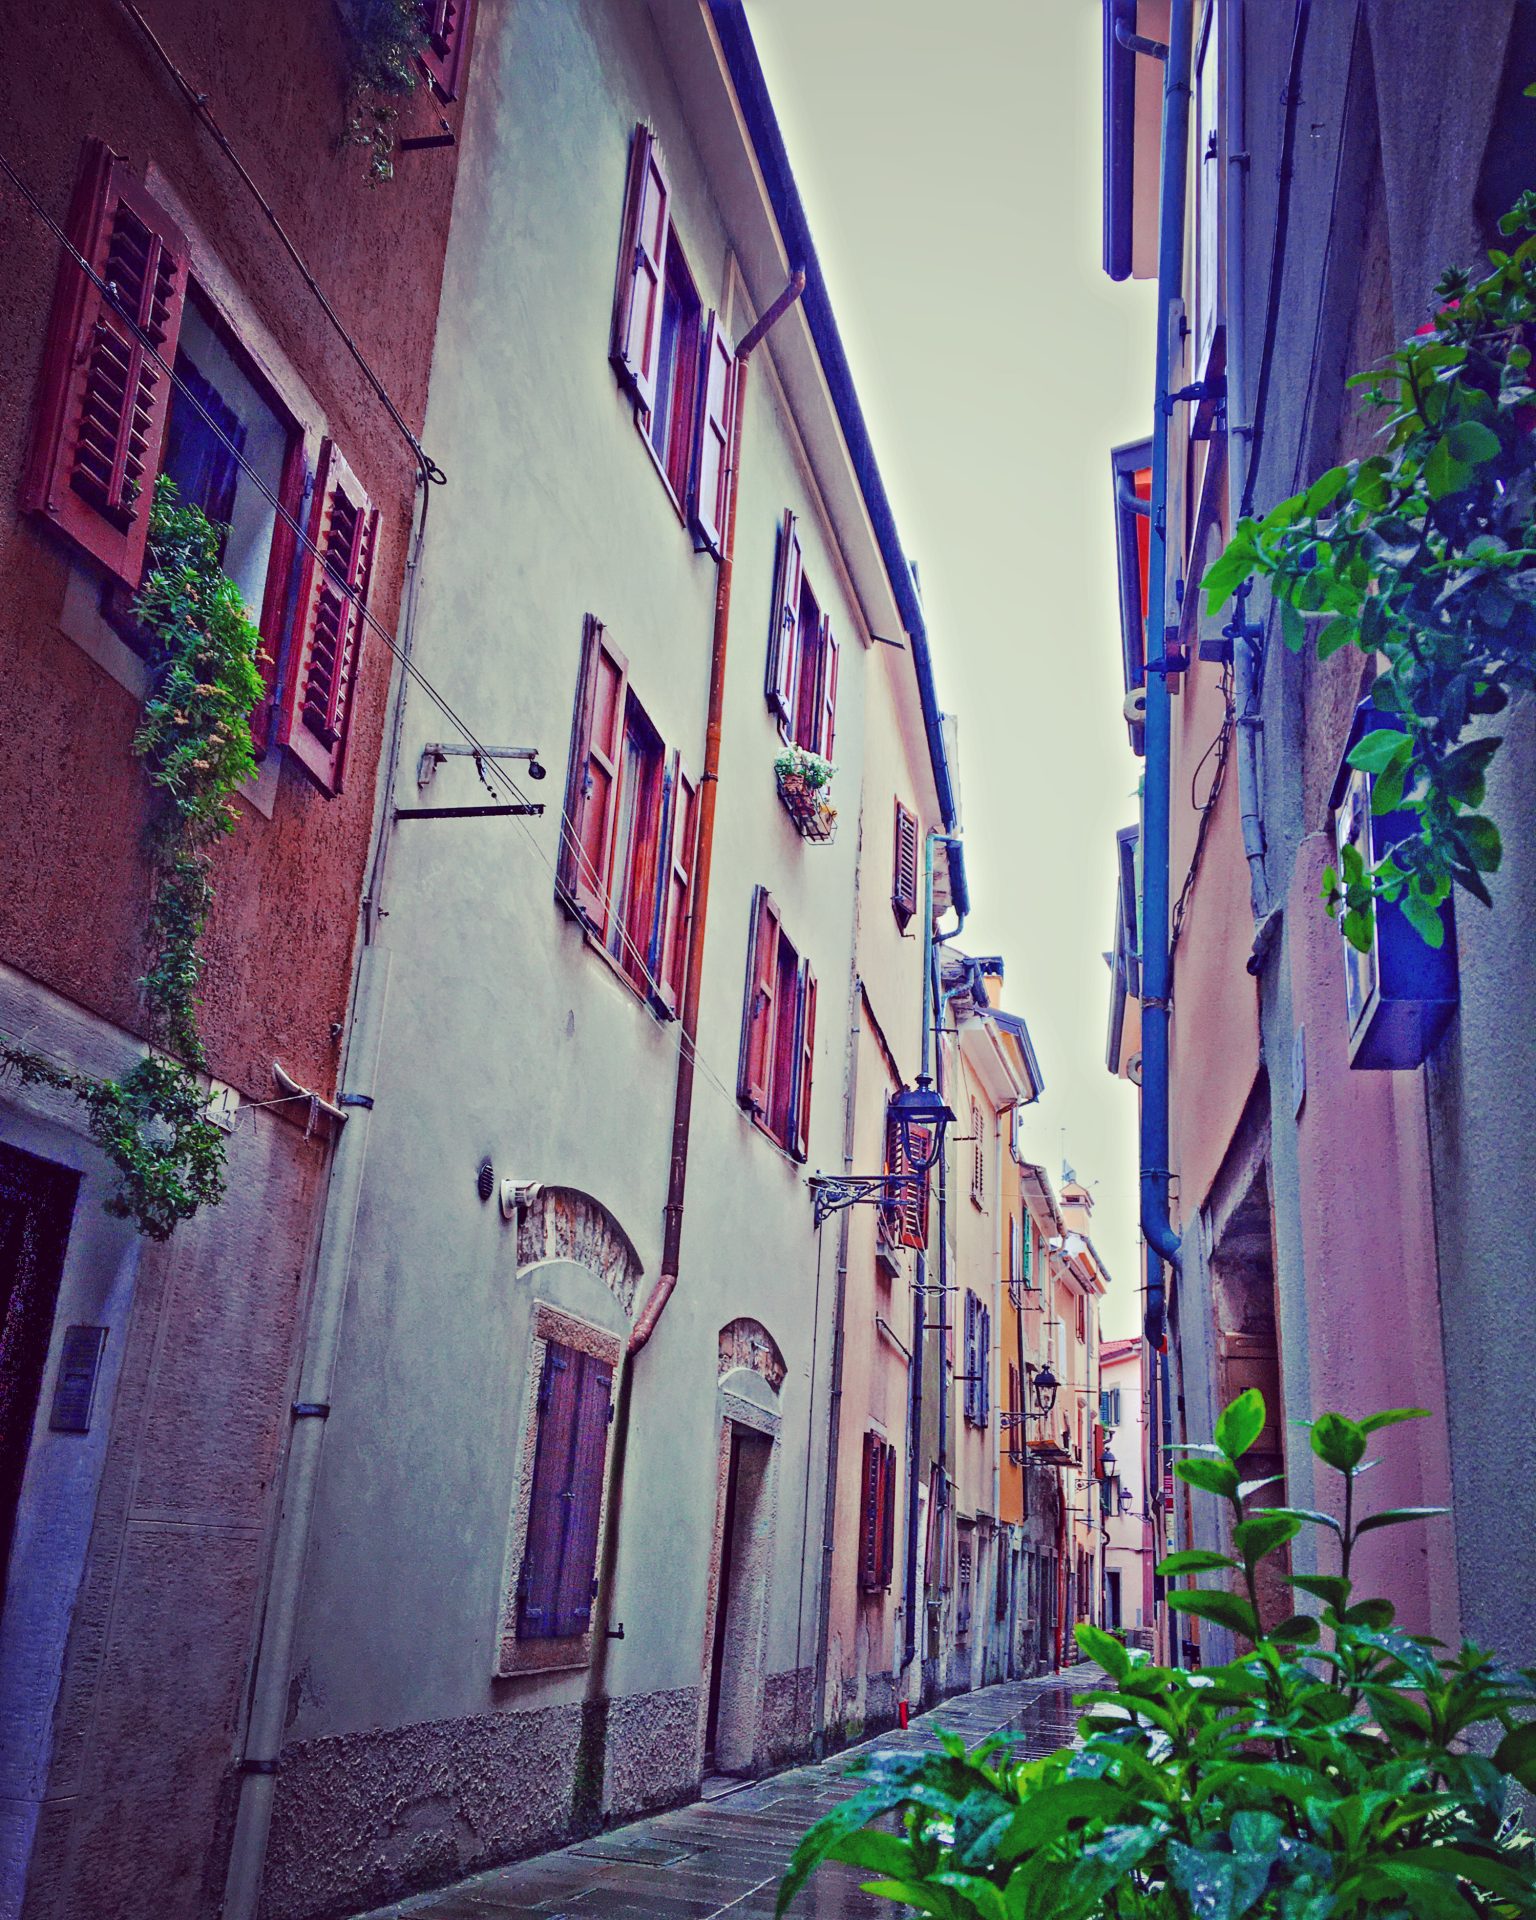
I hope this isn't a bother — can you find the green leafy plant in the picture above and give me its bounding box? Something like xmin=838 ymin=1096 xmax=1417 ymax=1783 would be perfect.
xmin=774 ymin=744 xmax=837 ymax=790
xmin=0 ymin=480 xmax=264 ymax=1238
xmin=336 ymin=0 xmax=427 ymax=183
xmin=778 ymin=1392 xmax=1536 ymax=1918
xmin=1203 ymin=193 xmax=1536 ymax=950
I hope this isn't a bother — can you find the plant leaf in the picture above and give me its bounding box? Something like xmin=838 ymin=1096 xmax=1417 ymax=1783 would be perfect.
xmin=1310 ymin=1412 xmax=1367 ymax=1472
xmin=1157 ymin=1549 xmax=1239 ymax=1576
xmin=1166 ymin=1588 xmax=1261 ymax=1639
xmin=1215 ymin=1389 xmax=1267 ymax=1461
xmin=1357 ymin=1408 xmax=1429 ymax=1433
xmin=1353 ymin=1505 xmax=1450 ymax=1537
xmin=1176 ymin=1457 xmax=1241 ymax=1499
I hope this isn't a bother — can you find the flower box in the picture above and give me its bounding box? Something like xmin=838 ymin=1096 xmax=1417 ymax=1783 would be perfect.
xmin=773 ymin=747 xmax=837 ymax=844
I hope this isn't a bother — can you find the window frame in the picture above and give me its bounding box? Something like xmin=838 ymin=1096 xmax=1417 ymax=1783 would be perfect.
xmin=892 ymin=800 xmax=920 ymax=928
xmin=970 ymin=1099 xmax=985 ymax=1209
xmin=764 ymin=508 xmax=839 ymax=757
xmin=737 ymin=886 xmax=816 ymax=1159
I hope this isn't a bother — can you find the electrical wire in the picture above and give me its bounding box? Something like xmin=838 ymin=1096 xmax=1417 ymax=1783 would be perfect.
xmin=1168 ymin=662 xmax=1235 ymax=962
xmin=0 ymin=145 xmax=753 ymax=1126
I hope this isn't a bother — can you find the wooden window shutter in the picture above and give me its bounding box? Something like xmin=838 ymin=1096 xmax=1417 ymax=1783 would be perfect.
xmin=610 ymin=126 xmax=670 ymax=420
xmin=738 ymin=887 xmax=780 ymax=1113
xmin=419 ymin=0 xmax=474 ymax=100
xmin=653 ymin=752 xmax=697 ymax=1018
xmin=551 ymin=1350 xmax=614 ymax=1636
xmin=792 ymin=959 xmax=817 ymax=1162
xmin=24 ymin=140 xmax=190 ymax=587
xmin=517 ymin=1341 xmax=581 ymax=1638
xmin=962 ymin=1292 xmax=976 ymax=1424
xmin=858 ymin=1431 xmax=882 ymax=1590
xmin=881 ymin=1106 xmax=904 ymax=1244
xmin=277 ymin=439 xmax=377 ymax=794
xmin=689 ymin=311 xmax=735 ymax=558
xmin=815 ymin=618 xmax=839 ymax=760
xmin=899 ymin=1127 xmax=930 ymax=1251
xmin=557 ymin=617 xmax=628 ymax=930
xmin=980 ymin=1307 xmax=991 ymax=1424
xmin=880 ymin=1442 xmax=897 ymax=1587
xmin=765 ymin=510 xmax=802 ymax=723
xmin=892 ymin=801 xmax=920 ymax=928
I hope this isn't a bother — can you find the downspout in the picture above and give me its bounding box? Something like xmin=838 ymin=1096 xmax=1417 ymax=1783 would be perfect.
xmin=901 ymin=833 xmax=937 ymax=1684
xmin=581 ymin=273 xmax=804 ymax=1790
xmin=627 ymin=268 xmax=805 ymax=1357
xmin=990 ymin=1108 xmax=1004 ymax=1675
xmin=221 ymin=466 xmax=430 ymax=1920
xmin=1139 ymin=0 xmax=1194 ymax=1350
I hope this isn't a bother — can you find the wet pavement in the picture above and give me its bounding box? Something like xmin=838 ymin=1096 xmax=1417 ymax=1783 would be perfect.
xmin=361 ymin=1666 xmax=1099 ymax=1920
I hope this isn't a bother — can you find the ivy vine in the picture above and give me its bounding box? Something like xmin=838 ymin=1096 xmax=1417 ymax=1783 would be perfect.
xmin=1205 ymin=192 xmax=1536 ymax=950
xmin=336 ymin=0 xmax=427 ymax=185
xmin=0 ymin=480 xmax=265 ymax=1239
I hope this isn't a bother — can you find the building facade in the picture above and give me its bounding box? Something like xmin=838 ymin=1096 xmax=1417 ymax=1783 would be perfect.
xmin=1102 ymin=0 xmax=1536 ymax=1666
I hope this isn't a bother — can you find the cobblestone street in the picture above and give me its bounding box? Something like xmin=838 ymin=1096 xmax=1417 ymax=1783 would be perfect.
xmin=361 ymin=1667 xmax=1097 ymax=1919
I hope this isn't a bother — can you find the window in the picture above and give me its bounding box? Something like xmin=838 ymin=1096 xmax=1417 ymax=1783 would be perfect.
xmin=557 ymin=616 xmax=698 ymax=1015
xmin=963 ymin=1290 xmax=990 ymax=1429
xmin=1100 ymin=1386 xmax=1121 ymax=1427
xmin=1193 ymin=0 xmax=1221 ymax=380
xmin=610 ymin=126 xmax=736 ymax=554
xmin=969 ymin=1099 xmax=985 ymax=1208
xmin=880 ymin=1096 xmax=930 ymax=1251
xmin=858 ymin=1432 xmax=897 ymax=1592
xmin=515 ymin=1336 xmax=613 ymax=1641
xmin=956 ymin=1523 xmax=973 ymax=1638
xmin=24 ymin=140 xmax=374 ymax=794
xmin=1076 ymin=1291 xmax=1087 ymax=1345
xmin=1007 ymin=1215 xmax=1022 ymax=1307
xmin=764 ymin=510 xmax=839 ymax=756
xmin=892 ymin=800 xmax=919 ymax=928
xmin=418 ymin=0 xmax=476 ymax=100
xmin=737 ymin=887 xmax=817 ymax=1158
xmin=1006 ymin=1363 xmax=1023 ymax=1464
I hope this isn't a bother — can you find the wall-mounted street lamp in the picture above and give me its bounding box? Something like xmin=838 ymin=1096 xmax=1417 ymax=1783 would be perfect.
xmin=999 ymin=1362 xmax=1060 ymax=1435
xmin=1101 ymin=1444 xmax=1118 ymax=1480
xmin=808 ymin=1075 xmax=956 ymax=1226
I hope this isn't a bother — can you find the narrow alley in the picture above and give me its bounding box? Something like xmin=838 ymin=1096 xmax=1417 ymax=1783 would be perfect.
xmin=356 ymin=1670 xmax=1098 ymax=1920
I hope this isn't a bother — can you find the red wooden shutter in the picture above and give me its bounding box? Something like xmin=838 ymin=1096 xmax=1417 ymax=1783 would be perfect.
xmin=816 ymin=617 xmax=839 ymax=759
xmin=23 ymin=140 xmax=190 ymax=587
xmin=656 ymin=753 xmax=697 ymax=1017
xmin=738 ymin=888 xmax=780 ymax=1113
xmin=892 ymin=801 xmax=920 ymax=927
xmin=279 ymin=439 xmax=377 ymax=794
xmin=610 ymin=127 xmax=670 ymax=420
xmin=517 ymin=1341 xmax=580 ymax=1638
xmin=858 ymin=1432 xmax=881 ymax=1590
xmin=552 ymin=1350 xmax=614 ymax=1636
xmin=765 ymin=510 xmax=802 ymax=724
xmin=792 ymin=959 xmax=817 ymax=1162
xmin=419 ymin=0 xmax=474 ymax=100
xmin=880 ymin=1442 xmax=897 ymax=1587
xmin=689 ymin=311 xmax=735 ymax=558
xmin=558 ymin=617 xmax=628 ymax=929
xmin=899 ymin=1126 xmax=931 ymax=1251
xmin=881 ymin=1106 xmax=905 ymax=1244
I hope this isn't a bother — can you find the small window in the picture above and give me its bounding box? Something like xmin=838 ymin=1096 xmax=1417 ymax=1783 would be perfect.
xmin=858 ymin=1432 xmax=897 ymax=1592
xmin=892 ymin=801 xmax=920 ymax=928
xmin=969 ymin=1099 xmax=985 ymax=1208
xmin=557 ymin=616 xmax=698 ymax=1015
xmin=956 ymin=1524 xmax=974 ymax=1638
xmin=765 ymin=510 xmax=839 ymax=756
xmin=515 ymin=1336 xmax=613 ymax=1642
xmin=737 ymin=887 xmax=816 ymax=1158
xmin=963 ymin=1291 xmax=990 ymax=1429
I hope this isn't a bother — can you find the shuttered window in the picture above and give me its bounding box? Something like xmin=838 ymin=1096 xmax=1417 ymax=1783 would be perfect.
xmin=892 ymin=801 xmax=920 ymax=928
xmin=278 ymin=438 xmax=377 ymax=795
xmin=1007 ymin=1364 xmax=1023 ymax=1463
xmin=963 ymin=1292 xmax=990 ymax=1429
xmin=970 ymin=1100 xmax=985 ymax=1208
xmin=24 ymin=140 xmax=191 ymax=587
xmin=690 ymin=310 xmax=735 ymax=557
xmin=737 ymin=887 xmax=816 ymax=1159
xmin=882 ymin=1103 xmax=930 ymax=1252
xmin=517 ymin=1338 xmax=613 ymax=1640
xmin=419 ymin=0 xmax=476 ymax=100
xmin=557 ymin=618 xmax=697 ymax=1016
xmin=764 ymin=509 xmax=838 ymax=755
xmin=858 ymin=1432 xmax=897 ymax=1592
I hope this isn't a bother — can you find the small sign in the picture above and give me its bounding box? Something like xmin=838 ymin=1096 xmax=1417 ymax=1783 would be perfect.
xmin=50 ymin=1326 xmax=108 ymax=1434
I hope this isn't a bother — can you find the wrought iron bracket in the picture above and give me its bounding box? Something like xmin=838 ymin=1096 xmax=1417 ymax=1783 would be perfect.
xmin=808 ymin=1171 xmax=921 ymax=1228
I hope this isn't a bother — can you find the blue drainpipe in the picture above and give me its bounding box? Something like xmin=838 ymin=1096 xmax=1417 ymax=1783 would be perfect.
xmin=1140 ymin=0 xmax=1194 ymax=1348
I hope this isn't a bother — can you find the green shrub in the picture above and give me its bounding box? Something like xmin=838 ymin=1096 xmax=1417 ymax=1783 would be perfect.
xmin=778 ymin=1394 xmax=1536 ymax=1918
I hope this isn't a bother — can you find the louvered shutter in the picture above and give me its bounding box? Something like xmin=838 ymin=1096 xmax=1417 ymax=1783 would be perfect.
xmin=558 ymin=617 xmax=628 ymax=929
xmin=517 ymin=1342 xmax=580 ymax=1638
xmin=816 ymin=618 xmax=839 ymax=759
xmin=899 ymin=1126 xmax=931 ymax=1251
xmin=24 ymin=141 xmax=190 ymax=587
xmin=765 ymin=510 xmax=802 ymax=724
xmin=655 ymin=753 xmax=697 ymax=1018
xmin=980 ymin=1307 xmax=992 ymax=1424
xmin=551 ymin=1350 xmax=614 ymax=1636
xmin=278 ymin=439 xmax=377 ymax=794
xmin=738 ymin=887 xmax=780 ymax=1113
xmin=419 ymin=0 xmax=474 ymax=100
xmin=880 ymin=1442 xmax=897 ymax=1587
xmin=881 ymin=1106 xmax=904 ymax=1244
xmin=858 ymin=1432 xmax=882 ymax=1590
xmin=963 ymin=1293 xmax=978 ymax=1425
xmin=892 ymin=802 xmax=920 ymax=928
xmin=610 ymin=127 xmax=670 ymax=420
xmin=689 ymin=311 xmax=735 ymax=557
xmin=792 ymin=959 xmax=817 ymax=1162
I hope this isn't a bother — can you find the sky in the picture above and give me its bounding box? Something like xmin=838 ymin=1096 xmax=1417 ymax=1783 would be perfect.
xmin=744 ymin=1 xmax=1157 ymax=1338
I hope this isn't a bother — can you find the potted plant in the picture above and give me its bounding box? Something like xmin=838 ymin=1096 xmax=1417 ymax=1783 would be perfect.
xmin=775 ymin=744 xmax=838 ymax=842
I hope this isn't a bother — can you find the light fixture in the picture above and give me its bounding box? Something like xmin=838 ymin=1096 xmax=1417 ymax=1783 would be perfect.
xmin=1032 ymin=1363 xmax=1059 ymax=1420
xmin=886 ymin=1075 xmax=956 ymax=1174
xmin=1101 ymin=1444 xmax=1117 ymax=1479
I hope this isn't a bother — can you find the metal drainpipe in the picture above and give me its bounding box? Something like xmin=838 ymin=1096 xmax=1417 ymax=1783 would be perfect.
xmin=1140 ymin=0 xmax=1194 ymax=1350
xmin=627 ymin=269 xmax=805 ymax=1358
xmin=580 ymin=274 xmax=804 ymax=1774
xmin=809 ymin=948 xmax=863 ymax=1755
xmin=990 ymin=1110 xmax=1004 ymax=1614
xmin=221 ymin=464 xmax=430 ymax=1920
